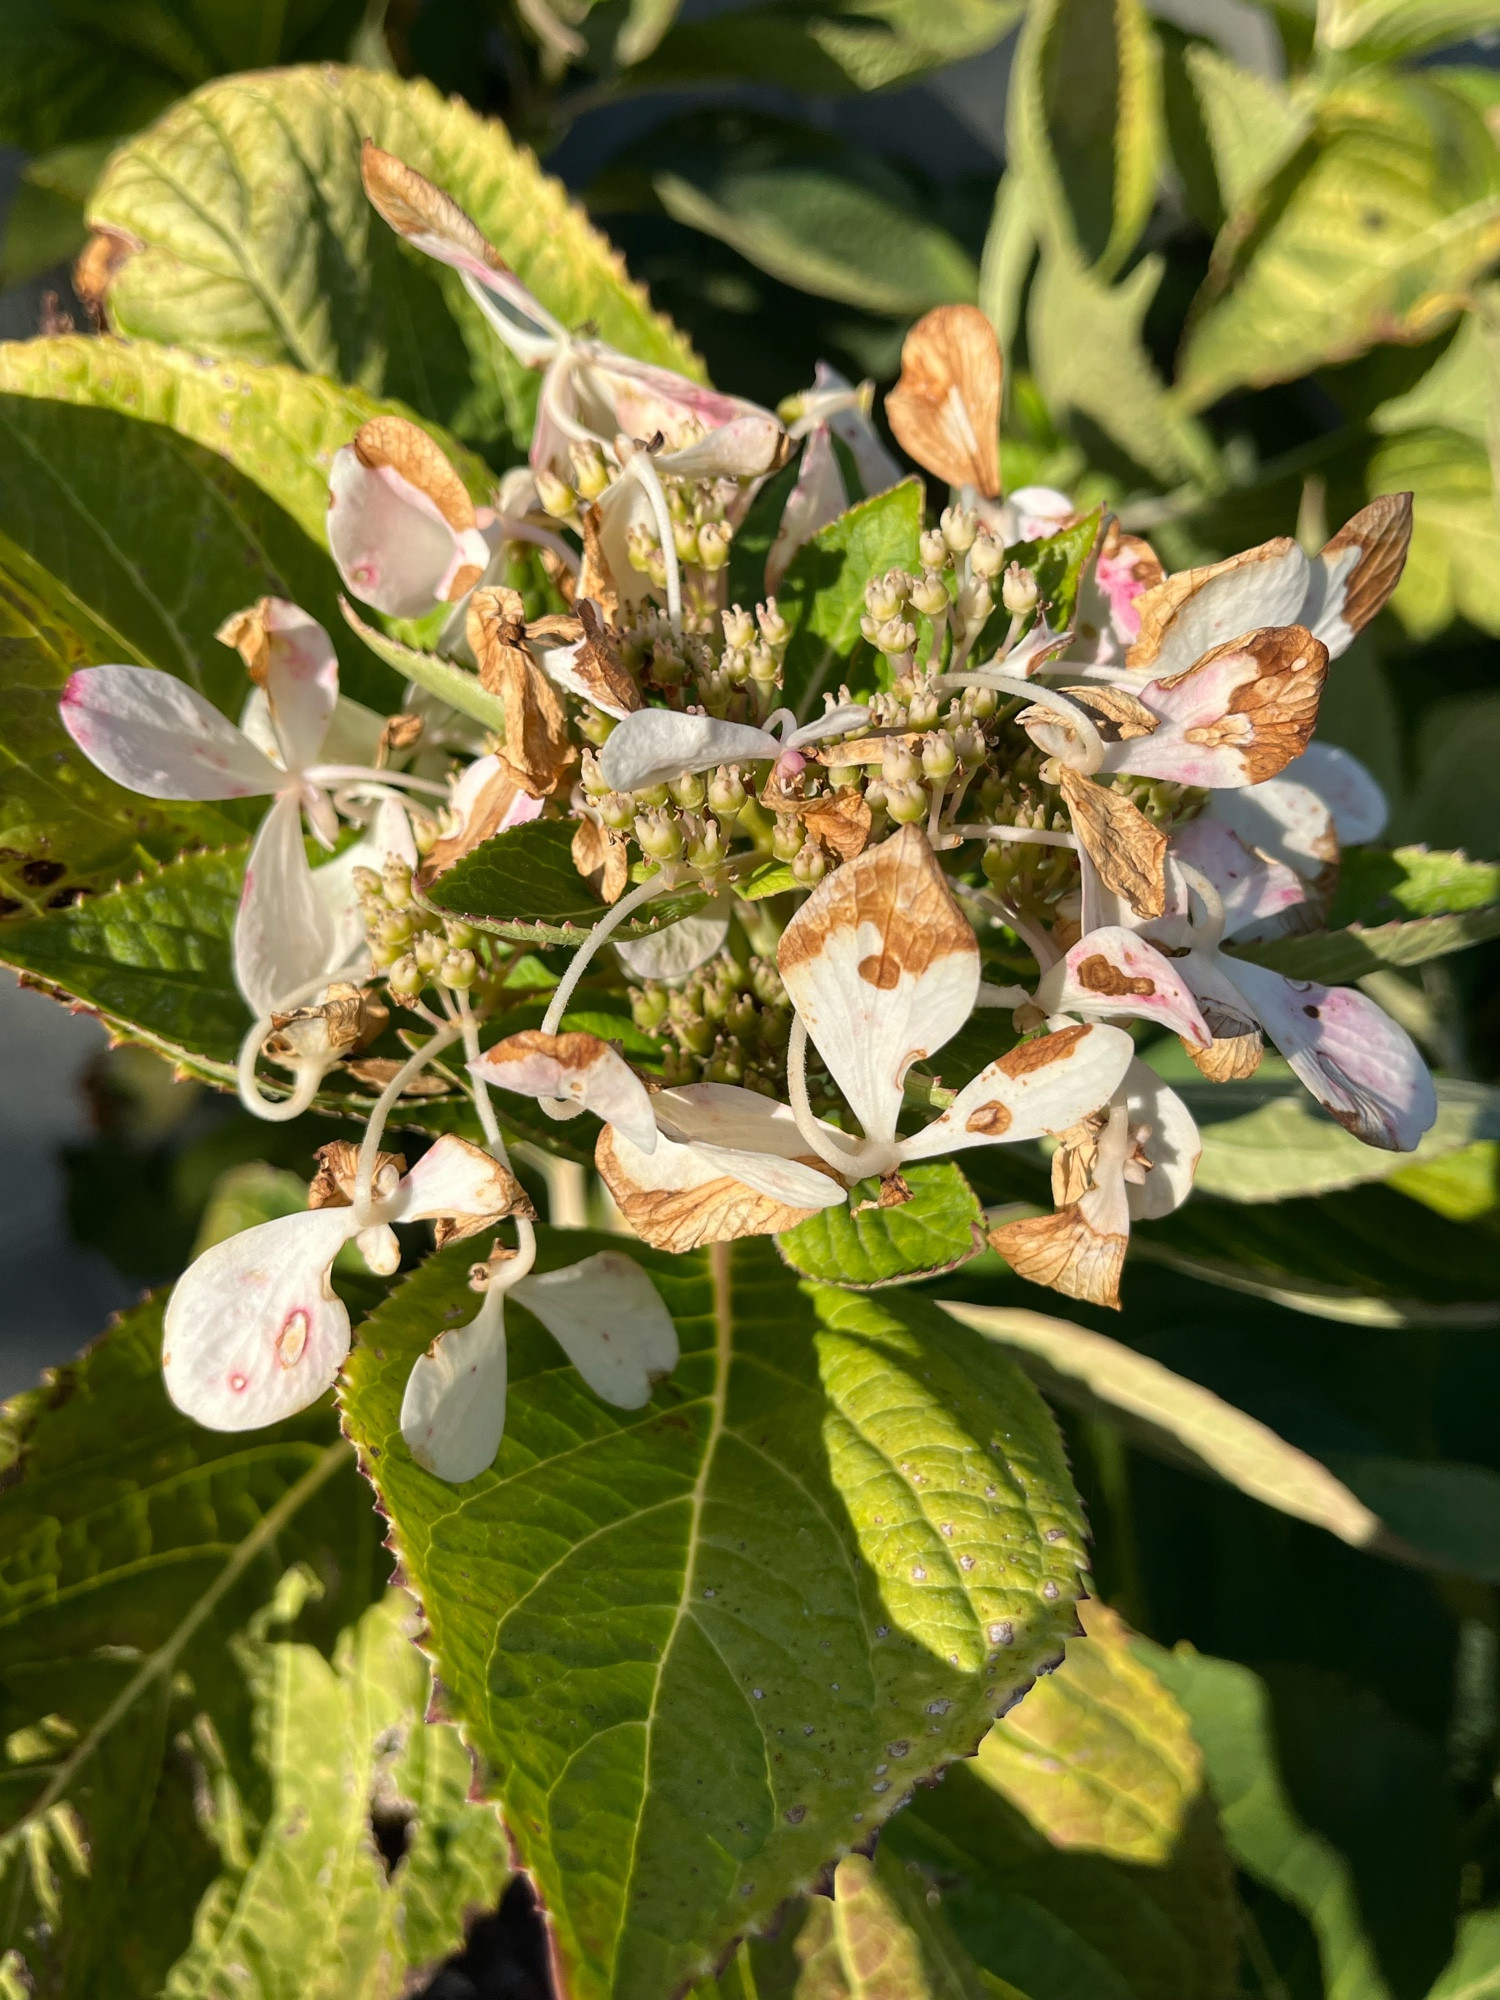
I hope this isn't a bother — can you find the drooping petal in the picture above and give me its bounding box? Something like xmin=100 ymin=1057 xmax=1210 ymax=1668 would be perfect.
xmin=598 ymin=708 xmax=777 ymax=792
xmin=1126 ymin=538 xmax=1311 ymax=681
xmin=571 ymin=354 xmax=773 ymax=462
xmin=1166 ymin=818 xmax=1310 ymax=944
xmin=1302 ymin=493 xmax=1413 ymax=657
xmin=1080 ymin=521 xmax=1165 ymax=656
xmin=1122 ymin=1061 xmax=1200 ymax=1220
xmin=511 ymin=1251 xmax=679 ymax=1406
xmin=393 ymin=1133 xmax=533 ymax=1238
xmin=218 ymin=599 xmax=339 ymax=774
xmin=400 ymin=1289 xmax=508 ymax=1483
xmin=1219 ymin=955 xmax=1437 ymax=1151
xmin=811 ymin=362 xmax=902 ymax=496
xmin=472 ymin=1030 xmax=658 ymax=1153
xmin=1283 ymin=741 xmax=1388 ymax=845
xmin=900 ymin=1021 xmax=1134 ymax=1162
xmin=777 ymin=825 xmax=979 ymax=1150
xmin=657 ymin=415 xmax=788 ymax=484
xmin=1101 ymin=626 xmax=1328 ymax=788
xmin=597 ymin=1114 xmax=843 ymax=1255
xmin=650 ymin=1083 xmax=853 ymax=1200
xmin=60 ymin=664 xmax=280 ymax=800
xmin=767 ymin=424 xmax=847 ymax=592
xmin=162 ymin=1208 xmax=359 ymax=1429
xmin=1038 ymin=930 xmax=1211 ymax=1049
xmin=616 ymin=901 xmax=732 ymax=980
xmin=234 ymin=790 xmax=337 ymax=1016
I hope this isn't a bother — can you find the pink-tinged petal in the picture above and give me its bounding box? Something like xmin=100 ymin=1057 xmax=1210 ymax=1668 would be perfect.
xmin=394 ymin=1132 xmax=526 ymax=1225
xmin=512 ymin=1251 xmax=679 ymax=1407
xmin=1206 ymin=773 xmax=1338 ymax=884
xmin=767 ymin=425 xmax=847 ymax=592
xmin=1123 ymin=1060 xmax=1200 ymax=1219
xmin=901 ymin=1021 xmax=1134 ymax=1161
xmin=992 ymin=486 xmax=1076 ymax=544
xmin=401 ymin=1290 xmax=508 ymax=1483
xmin=60 ymin=664 xmax=280 ymax=801
xmin=327 ymin=446 xmax=486 ymax=620
xmin=1126 ymin=539 xmax=1310 ymax=681
xmin=471 ymin=1030 xmax=658 ymax=1152
xmin=1285 ymin=742 xmax=1387 ymax=845
xmin=657 ymin=414 xmax=787 ymax=484
xmin=162 ymin=1208 xmax=358 ymax=1430
xmin=1041 ymin=928 xmax=1211 ymax=1049
xmin=778 ymin=826 xmax=979 ymax=1150
xmin=254 ymin=600 xmax=339 ymax=772
xmin=234 ymin=791 xmax=338 ymax=1016
xmin=598 ymin=708 xmax=776 ymax=791
xmin=1220 ymin=956 xmax=1437 ymax=1151
xmin=616 ymin=903 xmax=731 ymax=981
xmin=1101 ymin=626 xmax=1327 ymax=789
xmin=1167 ymin=818 xmax=1309 ymax=943
xmin=810 ymin=362 xmax=902 ymax=496
xmin=583 ymin=355 xmax=773 ymax=457
xmin=787 ymin=702 xmax=871 ymax=752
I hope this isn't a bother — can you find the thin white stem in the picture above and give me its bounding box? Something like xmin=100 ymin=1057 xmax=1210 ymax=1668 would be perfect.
xmin=1174 ymin=859 xmax=1227 ymax=952
xmin=540 ymin=871 xmax=682 ymax=1036
xmin=631 ymin=451 xmax=682 ymax=635
xmin=948 ymin=824 xmax=1080 ymax=848
xmin=236 ymin=972 xmax=344 ymax=1122
xmin=936 ymin=674 xmax=1105 ymax=775
xmin=457 ymin=993 xmax=537 ymax=1287
xmin=974 ymin=888 xmax=1061 ymax=974
xmin=493 ymin=516 xmax=581 ymax=574
xmin=785 ymin=1018 xmax=876 ymax=1178
xmin=355 ymin=1019 xmax=467 ymax=1222
xmin=305 ymin=764 xmax=450 ymax=796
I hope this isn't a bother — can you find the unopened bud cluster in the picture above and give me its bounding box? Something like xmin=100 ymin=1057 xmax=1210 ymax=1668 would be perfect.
xmin=629 ymin=951 xmax=835 ymax=1107
xmin=355 ymin=859 xmax=489 ymax=1007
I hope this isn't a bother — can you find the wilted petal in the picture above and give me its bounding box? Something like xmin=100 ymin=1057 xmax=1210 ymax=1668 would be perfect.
xmin=1040 ymin=931 xmax=1210 ymax=1049
xmin=235 ymin=791 xmax=337 ymax=1016
xmin=576 ymin=355 xmax=773 ymax=462
xmin=658 ymin=415 xmax=787 ymax=484
xmin=616 ymin=901 xmax=731 ymax=980
xmin=394 ymin=1133 xmax=533 ymax=1237
xmin=512 ymin=1251 xmax=678 ymax=1406
xmin=401 ymin=1290 xmax=508 ymax=1483
xmin=651 ymin=1083 xmax=852 ymax=1202
xmin=1284 ymin=741 xmax=1387 ymax=845
xmin=786 ymin=702 xmax=872 ymax=752
xmin=472 ymin=1030 xmax=658 ymax=1152
xmin=884 ymin=304 xmax=1001 ymax=496
xmin=778 ymin=825 xmax=979 ymax=1151
xmin=328 ymin=419 xmax=490 ymax=619
xmin=599 ymin=707 xmax=777 ymax=791
xmin=1220 ymin=955 xmax=1437 ymax=1151
xmin=1057 ymin=767 xmax=1166 ymax=919
xmin=61 ymin=664 xmax=280 ymax=800
xmin=1123 ymin=1061 xmax=1200 ymax=1220
xmin=218 ymin=598 xmax=339 ymax=773
xmin=1166 ymin=818 xmax=1309 ymax=945
xmin=1101 ymin=627 xmax=1328 ymax=789
xmin=901 ymin=1021 xmax=1134 ymax=1162
xmin=767 ymin=424 xmax=847 ymax=593
xmin=1126 ymin=538 xmax=1310 ymax=681
xmin=1303 ymin=494 xmax=1413 ymax=658
xmin=162 ymin=1207 xmax=358 ymax=1429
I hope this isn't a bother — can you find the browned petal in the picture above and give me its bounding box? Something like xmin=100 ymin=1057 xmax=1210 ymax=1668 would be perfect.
xmin=1098 ymin=518 xmax=1165 ymax=599
xmin=1177 ymin=626 xmax=1328 ymax=785
xmin=361 ymin=142 xmax=506 ymax=273
xmin=596 ymin=1127 xmax=825 ymax=1253
xmin=267 ymin=982 xmax=388 ymax=1060
xmin=1051 ymin=1116 xmax=1103 ymax=1207
xmin=884 ymin=304 xmax=1002 ymax=497
xmin=778 ymin=822 xmax=973 ymax=981
xmin=1063 ymin=684 xmax=1159 ymax=741
xmin=468 ymin=588 xmax=575 ymax=798
xmin=433 ymin=1161 xmax=537 ymax=1249
xmin=578 ymin=504 xmax=620 ymax=624
xmin=988 ymin=1206 xmax=1126 ymax=1310
xmin=572 ymin=817 xmax=630 ymax=904
xmin=309 ymin=1140 xmax=406 ymax=1209
xmin=802 ymin=788 xmax=874 ymax=862
xmin=346 ymin=1058 xmax=454 ymax=1098
xmin=1188 ymin=1027 xmax=1264 ymax=1082
xmin=73 ymin=226 xmax=140 ymax=320
xmin=378 ymin=712 xmax=425 ymax=765
xmin=353 ymin=414 xmax=477 ymax=535
xmin=1058 ymin=767 xmax=1167 ymax=919
xmin=1127 ymin=538 xmax=1298 ymax=674
xmin=997 ymin=1023 xmax=1090 ymax=1078
xmin=419 ymin=761 xmax=533 ymax=883
xmin=215 ymin=599 xmax=276 ymax=684
xmin=1321 ymin=492 xmax=1413 ymax=637
xmin=572 ymin=598 xmax=642 ymax=714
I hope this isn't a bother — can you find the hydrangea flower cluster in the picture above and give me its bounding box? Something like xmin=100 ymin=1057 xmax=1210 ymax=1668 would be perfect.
xmin=59 ymin=142 xmax=1433 ymax=1485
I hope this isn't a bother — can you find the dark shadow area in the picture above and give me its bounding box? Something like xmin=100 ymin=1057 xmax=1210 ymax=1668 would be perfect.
xmin=415 ymin=1877 xmax=556 ymax=2000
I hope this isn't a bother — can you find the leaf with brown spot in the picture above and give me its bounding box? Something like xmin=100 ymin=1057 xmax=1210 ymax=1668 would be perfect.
xmin=468 ymin=589 xmax=574 ymax=797
xmin=1059 ymin=768 xmax=1166 ymax=919
xmin=884 ymin=304 xmax=1002 ymax=496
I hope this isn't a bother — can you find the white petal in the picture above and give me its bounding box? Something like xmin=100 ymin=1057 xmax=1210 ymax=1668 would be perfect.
xmin=1123 ymin=1060 xmax=1200 ymax=1220
xmin=471 ymin=1031 xmax=658 ymax=1152
xmin=1130 ymin=540 xmax=1310 ymax=680
xmin=1165 ymin=819 xmax=1309 ymax=945
xmin=786 ymin=702 xmax=872 ymax=752
xmin=60 ymin=664 xmax=280 ymax=800
xmin=395 ymin=1133 xmax=522 ymax=1224
xmin=900 ymin=1021 xmax=1135 ymax=1161
xmin=401 ymin=1291 xmax=508 ymax=1482
xmin=1206 ymin=774 xmax=1338 ymax=883
xmin=815 ymin=362 xmax=903 ymax=497
xmin=1101 ymin=629 xmax=1325 ymax=790
xmin=162 ymin=1209 xmax=357 ymax=1429
xmin=1284 ymin=742 xmax=1387 ymax=845
xmin=777 ymin=826 xmax=978 ymax=1149
xmin=598 ymin=708 xmax=776 ymax=792
xmin=616 ymin=901 xmax=731 ymax=980
xmin=767 ymin=425 xmax=847 ymax=593
xmin=328 ymin=446 xmax=469 ymax=620
xmin=1041 ymin=928 xmax=1211 ymax=1049
xmin=258 ymin=600 xmax=339 ymax=773
xmin=512 ymin=1252 xmax=678 ymax=1407
xmin=234 ymin=791 xmax=337 ymax=1016
xmin=651 ymin=1082 xmax=849 ymax=1191
xmin=658 ymin=415 xmax=787 ymax=483
xmin=1220 ymin=956 xmax=1437 ymax=1151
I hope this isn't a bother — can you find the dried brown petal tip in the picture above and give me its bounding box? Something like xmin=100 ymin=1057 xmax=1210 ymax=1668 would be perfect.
xmin=988 ymin=1207 xmax=1126 ymax=1310
xmin=353 ymin=416 xmax=477 ymax=540
xmin=572 ymin=817 xmax=630 ymax=904
xmin=1058 ymin=767 xmax=1167 ymax=920
xmin=884 ymin=304 xmax=1002 ymax=497
xmin=1176 ymin=625 xmax=1328 ymax=784
xmin=309 ymin=1140 xmax=406 ymax=1209
xmin=578 ymin=505 xmax=620 ymax=624
xmin=468 ymin=587 xmax=574 ymax=797
xmin=1321 ymin=491 xmax=1413 ymax=636
xmin=360 ymin=142 xmax=506 ymax=274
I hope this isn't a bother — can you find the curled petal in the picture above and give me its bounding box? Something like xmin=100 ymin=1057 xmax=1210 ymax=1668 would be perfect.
xmin=1040 ymin=931 xmax=1210 ymax=1050
xmin=512 ymin=1251 xmax=679 ymax=1407
xmin=401 ymin=1289 xmax=508 ymax=1483
xmin=786 ymin=702 xmax=872 ymax=752
xmin=1221 ymin=956 xmax=1437 ymax=1152
xmin=218 ymin=599 xmax=338 ymax=773
xmin=778 ymin=825 xmax=978 ymax=1151
xmin=598 ymin=1108 xmax=843 ymax=1255
xmin=1123 ymin=1061 xmax=1200 ymax=1220
xmin=767 ymin=424 xmax=847 ymax=593
xmin=328 ymin=426 xmax=490 ymax=619
xmin=395 ymin=1133 xmax=534 ymax=1236
xmin=235 ymin=790 xmax=338 ymax=1016
xmin=657 ymin=415 xmax=787 ymax=484
xmin=599 ymin=708 xmax=777 ymax=792
xmin=989 ymin=1198 xmax=1129 ymax=1309
xmin=651 ymin=1082 xmax=851 ymax=1201
xmin=472 ymin=1030 xmax=658 ymax=1153
xmin=163 ymin=1208 xmax=358 ymax=1429
xmin=1304 ymin=493 xmax=1412 ymax=658
xmin=1126 ymin=538 xmax=1310 ymax=681
xmin=61 ymin=664 xmax=280 ymax=801
xmin=1102 ymin=627 xmax=1328 ymax=789
xmin=1058 ymin=767 xmax=1166 ymax=919
xmin=901 ymin=1021 xmax=1135 ymax=1162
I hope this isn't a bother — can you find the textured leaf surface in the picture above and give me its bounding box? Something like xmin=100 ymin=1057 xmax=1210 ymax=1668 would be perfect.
xmin=1184 ymin=45 xmax=1310 ymax=214
xmin=778 ymin=1164 xmax=983 ymax=1289
xmin=1330 ymin=846 xmax=1500 ymax=927
xmin=427 ymin=819 xmax=708 ymax=945
xmin=778 ymin=481 xmax=925 ymax=719
xmin=1230 ymin=908 xmax=1500 ymax=981
xmin=635 ymin=0 xmax=1022 ymax=94
xmin=1370 ymin=426 xmax=1500 ymax=638
xmin=88 ymin=67 xmax=700 ymax=455
xmin=167 ymin=1589 xmax=508 ymax=1999
xmin=823 ymin=1849 xmax=1001 ymax=1999
xmin=0 ymin=1296 xmax=384 ymax=1998
xmin=339 ymin=1232 xmax=1088 ymax=2000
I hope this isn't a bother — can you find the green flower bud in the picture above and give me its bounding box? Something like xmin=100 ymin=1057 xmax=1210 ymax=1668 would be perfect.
xmin=922 ymin=731 xmax=958 ymax=781
xmin=634 ymin=808 xmax=684 ymax=860
xmin=757 ymin=598 xmax=790 ymax=647
xmin=941 ymin=505 xmax=977 ymax=554
xmin=697 ymin=521 xmax=732 ymax=571
xmin=970 ymin=532 xmax=1004 ymax=580
xmin=600 ymin=790 xmax=635 ymax=831
xmin=1002 ymin=562 xmax=1039 ymax=616
xmin=631 ymin=982 xmax=670 ymax=1032
xmin=570 ymin=440 xmax=610 ymax=500
xmin=382 ymin=857 xmax=414 ymax=909
xmin=440 ymin=948 xmax=477 ymax=989
xmin=910 ymin=569 xmax=950 ymax=618
xmin=413 ymin=931 xmax=446 ymax=977
xmin=388 ymin=954 xmax=424 ymax=999
xmin=791 ymin=840 xmax=826 ymax=886
xmin=772 ymin=815 xmax=804 ymax=861
xmin=535 ymin=467 xmax=577 ymax=520
xmin=919 ymin=528 xmax=948 ymax=571
xmin=708 ymin=765 xmax=747 ymax=817
xmin=886 ymin=779 xmax=930 ymax=825
xmin=444 ymin=918 xmax=477 ymax=949
xmin=722 ymin=604 xmax=754 ymax=649
xmin=669 ymin=771 xmax=707 ymax=810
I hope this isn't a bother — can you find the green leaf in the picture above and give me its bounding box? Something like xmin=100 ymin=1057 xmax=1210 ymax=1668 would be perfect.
xmin=1317 ymin=0 xmax=1500 ymax=57
xmin=1369 ymin=429 xmax=1500 ymax=639
xmin=1008 ymin=0 xmax=1165 ymax=277
xmin=425 ymin=818 xmax=709 ymax=946
xmin=1179 ymin=77 xmax=1500 ymax=411
xmin=1409 ymin=694 xmax=1500 ymax=854
xmin=88 ymin=66 xmax=701 ymax=457
xmin=1183 ymin=45 xmax=1310 ymax=216
xmin=0 ymin=1294 xmax=385 ymax=1997
xmin=1323 ymin=1456 xmax=1500 ymax=1586
xmin=0 ymin=140 xmax=109 ymax=287
xmin=778 ymin=1163 xmax=983 ymax=1288
xmin=1371 ymin=300 xmax=1495 ymax=446
xmin=0 ymin=334 xmax=491 ymax=554
xmin=823 ymin=1849 xmax=1003 ymax=1999
xmin=166 ymin=1587 xmax=508 ymax=1997
xmin=339 ymin=1233 xmax=1088 ymax=2000
xmin=340 ymin=601 xmax=507 ymax=734
xmin=1228 ymin=906 xmax=1500 ymax=981
xmin=1027 ymin=247 xmax=1219 ymax=484
xmin=778 ymin=480 xmax=925 ymax=721
xmin=1430 ymin=1911 xmax=1500 ymax=1997
xmin=633 ymin=0 xmax=1022 ymax=95
xmin=1330 ymin=845 xmax=1500 ymax=925
xmin=653 ymin=165 xmax=976 ymax=317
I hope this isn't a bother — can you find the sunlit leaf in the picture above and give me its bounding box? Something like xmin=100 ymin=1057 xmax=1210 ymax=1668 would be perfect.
xmin=777 ymin=480 xmax=925 ymax=718
xmin=779 ymin=1164 xmax=984 ymax=1289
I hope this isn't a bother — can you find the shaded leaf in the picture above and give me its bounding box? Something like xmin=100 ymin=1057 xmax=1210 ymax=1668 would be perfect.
xmin=1330 ymin=846 xmax=1500 ymax=926
xmin=1370 ymin=429 xmax=1500 ymax=639
xmin=425 ymin=818 xmax=708 ymax=945
xmin=777 ymin=480 xmax=925 ymax=719
xmin=779 ymin=1163 xmax=983 ymax=1289
xmin=1229 ymin=906 xmax=1500 ymax=981
xmin=1317 ymin=0 xmax=1500 ymax=57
